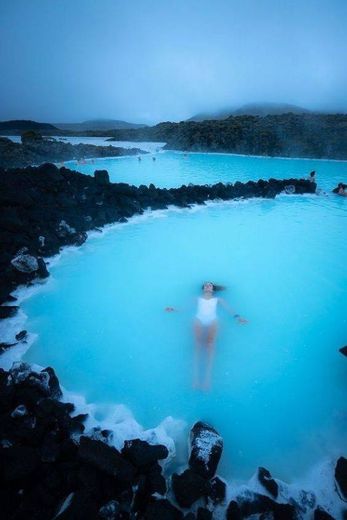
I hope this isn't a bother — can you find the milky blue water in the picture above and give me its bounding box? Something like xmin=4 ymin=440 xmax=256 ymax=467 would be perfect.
xmin=21 ymin=152 xmax=347 ymax=482
xmin=67 ymin=150 xmax=346 ymax=192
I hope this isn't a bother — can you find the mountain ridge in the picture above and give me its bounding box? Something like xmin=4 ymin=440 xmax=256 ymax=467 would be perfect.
xmin=54 ymin=119 xmax=147 ymax=131
xmin=188 ymin=102 xmax=312 ymax=122
xmin=0 ymin=120 xmax=58 ymax=133
xmin=0 ymin=119 xmax=147 ymax=134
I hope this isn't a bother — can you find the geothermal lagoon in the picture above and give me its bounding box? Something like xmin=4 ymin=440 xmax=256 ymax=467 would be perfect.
xmin=16 ymin=151 xmax=347 ymax=481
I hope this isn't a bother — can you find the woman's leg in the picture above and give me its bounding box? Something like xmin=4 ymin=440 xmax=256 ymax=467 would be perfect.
xmin=204 ymin=320 xmax=217 ymax=389
xmin=193 ymin=319 xmax=203 ymax=388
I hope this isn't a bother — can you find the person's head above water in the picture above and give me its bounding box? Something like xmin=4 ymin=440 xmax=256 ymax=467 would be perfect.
xmin=203 ymin=282 xmax=214 ymax=293
xmin=202 ymin=282 xmax=226 ymax=293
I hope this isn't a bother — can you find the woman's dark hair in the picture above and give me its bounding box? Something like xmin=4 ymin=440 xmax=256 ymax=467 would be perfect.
xmin=310 ymin=170 xmax=316 ymax=177
xmin=333 ymin=182 xmax=347 ymax=193
xmin=202 ymin=282 xmax=226 ymax=292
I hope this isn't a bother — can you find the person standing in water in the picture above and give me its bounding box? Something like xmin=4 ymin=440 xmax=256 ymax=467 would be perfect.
xmin=308 ymin=170 xmax=316 ymax=183
xmin=165 ymin=282 xmax=247 ymax=390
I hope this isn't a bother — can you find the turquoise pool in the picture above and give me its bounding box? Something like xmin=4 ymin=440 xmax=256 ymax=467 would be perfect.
xmin=67 ymin=149 xmax=346 ymax=192
xmin=19 ymin=152 xmax=347 ymax=481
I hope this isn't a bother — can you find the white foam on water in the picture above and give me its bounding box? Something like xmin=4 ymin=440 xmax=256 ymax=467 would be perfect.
xmin=61 ymin=387 xmax=185 ymax=467
xmin=223 ymin=459 xmax=345 ymax=519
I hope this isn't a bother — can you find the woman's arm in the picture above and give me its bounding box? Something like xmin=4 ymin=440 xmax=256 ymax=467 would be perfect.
xmin=164 ymin=297 xmax=197 ymax=313
xmin=218 ymin=298 xmax=248 ymax=324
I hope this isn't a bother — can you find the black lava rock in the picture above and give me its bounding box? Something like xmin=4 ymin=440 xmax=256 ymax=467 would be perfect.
xmin=189 ymin=421 xmax=223 ymax=479
xmin=172 ymin=468 xmax=208 ymax=508
xmin=144 ymin=498 xmax=183 ymax=520
xmin=196 ymin=507 xmax=212 ymax=520
xmin=0 ymin=138 xmax=146 ymax=169
xmin=314 ymin=506 xmax=335 ymax=519
xmin=0 ymin=305 xmax=19 ymax=319
xmin=15 ymin=329 xmax=28 ymax=341
xmin=257 ymin=466 xmax=279 ymax=498
xmin=335 ymin=457 xmax=347 ymax=498
xmin=236 ymin=492 xmax=297 ymax=519
xmin=0 ymin=341 xmax=16 ymax=352
xmin=94 ymin=169 xmax=110 ymax=185
xmin=226 ymin=500 xmax=242 ymax=520
xmin=78 ymin=436 xmax=136 ymax=483
xmin=42 ymin=366 xmax=63 ymax=399
xmin=55 ymin=490 xmax=98 ymax=520
xmin=132 ymin=465 xmax=166 ymax=513
xmin=37 ymin=257 xmax=49 ymax=278
xmin=206 ymin=476 xmax=226 ymax=505
xmin=121 ymin=438 xmax=168 ymax=469
xmin=1 ymin=445 xmax=40 ymax=480
xmin=98 ymin=499 xmax=120 ymax=519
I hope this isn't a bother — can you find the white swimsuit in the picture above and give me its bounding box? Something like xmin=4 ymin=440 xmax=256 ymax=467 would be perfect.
xmin=196 ymin=297 xmax=218 ymax=326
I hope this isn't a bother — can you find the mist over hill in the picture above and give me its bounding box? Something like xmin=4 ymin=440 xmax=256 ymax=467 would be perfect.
xmin=188 ymin=102 xmax=311 ymax=122
xmin=54 ymin=119 xmax=147 ymax=132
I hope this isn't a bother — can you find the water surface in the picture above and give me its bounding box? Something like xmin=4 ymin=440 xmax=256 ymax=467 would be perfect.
xmin=68 ymin=150 xmax=346 ymax=191
xmin=22 ymin=185 xmax=347 ymax=481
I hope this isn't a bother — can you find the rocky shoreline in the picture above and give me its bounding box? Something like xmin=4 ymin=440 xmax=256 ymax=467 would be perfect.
xmin=0 ymin=163 xmax=316 ymax=307
xmin=3 ymin=164 xmax=344 ymax=518
xmin=0 ymin=135 xmax=146 ymax=169
xmin=101 ymin=114 xmax=347 ymax=160
xmin=0 ymin=362 xmax=346 ymax=519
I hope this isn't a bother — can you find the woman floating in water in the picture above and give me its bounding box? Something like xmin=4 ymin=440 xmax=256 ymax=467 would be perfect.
xmin=166 ymin=282 xmax=248 ymax=390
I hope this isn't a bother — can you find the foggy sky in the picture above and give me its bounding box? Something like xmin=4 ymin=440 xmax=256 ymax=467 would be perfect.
xmin=0 ymin=0 xmax=346 ymax=124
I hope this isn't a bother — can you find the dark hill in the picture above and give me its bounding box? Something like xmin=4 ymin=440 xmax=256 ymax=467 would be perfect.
xmin=54 ymin=119 xmax=147 ymax=131
xmin=105 ymin=113 xmax=347 ymax=160
xmin=232 ymin=102 xmax=310 ymax=116
xmin=188 ymin=102 xmax=310 ymax=121
xmin=0 ymin=120 xmax=58 ymax=134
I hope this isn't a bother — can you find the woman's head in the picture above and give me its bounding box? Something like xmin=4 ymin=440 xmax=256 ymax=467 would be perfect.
xmin=202 ymin=282 xmax=214 ymax=293
xmin=202 ymin=282 xmax=226 ymax=293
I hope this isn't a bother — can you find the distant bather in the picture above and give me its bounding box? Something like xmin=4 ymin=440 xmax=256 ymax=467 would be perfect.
xmin=333 ymin=183 xmax=347 ymax=196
